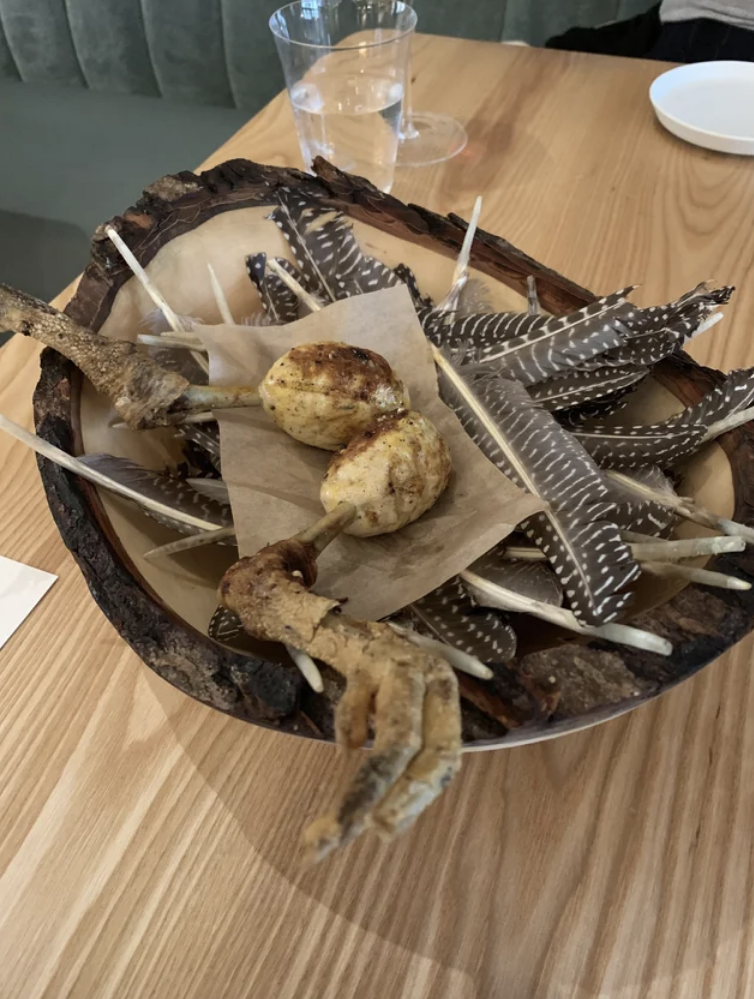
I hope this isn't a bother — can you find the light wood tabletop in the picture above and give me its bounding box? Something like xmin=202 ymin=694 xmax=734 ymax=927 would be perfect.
xmin=2 ymin=36 xmax=754 ymax=999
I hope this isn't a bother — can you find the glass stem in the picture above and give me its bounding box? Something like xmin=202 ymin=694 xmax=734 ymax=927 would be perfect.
xmin=400 ymin=35 xmax=419 ymax=141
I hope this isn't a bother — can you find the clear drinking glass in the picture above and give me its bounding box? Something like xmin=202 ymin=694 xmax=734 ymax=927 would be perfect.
xmin=270 ymin=1 xmax=417 ymax=193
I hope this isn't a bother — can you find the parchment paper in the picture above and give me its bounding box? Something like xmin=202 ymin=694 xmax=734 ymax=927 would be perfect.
xmin=197 ymin=285 xmax=544 ymax=619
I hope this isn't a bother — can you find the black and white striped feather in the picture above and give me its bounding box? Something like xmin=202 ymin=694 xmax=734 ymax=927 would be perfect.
xmin=423 ymin=287 xmax=633 ymax=352
xmin=77 ymin=454 xmax=232 ymax=535
xmin=246 ymin=252 xmax=303 ymax=323
xmin=410 ymin=577 xmax=517 ymax=662
xmin=209 ymin=605 xmax=245 ymax=644
xmin=555 ymin=386 xmax=636 ymax=428
xmin=573 ymin=367 xmax=754 ymax=468
xmin=435 ymin=362 xmax=639 ymax=624
xmin=609 ymin=500 xmax=677 ymax=538
xmin=528 ymin=364 xmax=648 ymax=411
xmin=175 ymin=422 xmax=222 ymax=474
xmin=270 ymin=190 xmax=401 ymax=301
xmin=468 ymin=550 xmax=564 ymax=605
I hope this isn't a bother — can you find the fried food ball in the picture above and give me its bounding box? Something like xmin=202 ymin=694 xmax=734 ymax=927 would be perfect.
xmin=260 ymin=341 xmax=409 ymax=451
xmin=320 ymin=410 xmax=451 ymax=537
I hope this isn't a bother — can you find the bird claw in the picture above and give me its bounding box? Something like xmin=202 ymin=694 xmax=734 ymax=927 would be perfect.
xmin=303 ymin=643 xmax=462 ymax=862
xmin=218 ymin=528 xmax=462 ymax=863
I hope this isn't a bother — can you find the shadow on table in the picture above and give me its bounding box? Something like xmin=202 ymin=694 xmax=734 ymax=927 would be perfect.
xmin=145 ymin=642 xmax=754 ymax=998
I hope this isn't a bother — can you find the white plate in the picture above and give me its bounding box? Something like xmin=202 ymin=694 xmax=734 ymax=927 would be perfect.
xmin=649 ymin=61 xmax=754 ymax=155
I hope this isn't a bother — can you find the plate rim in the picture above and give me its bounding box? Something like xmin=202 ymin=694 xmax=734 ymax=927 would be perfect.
xmin=649 ymin=60 xmax=754 ymax=149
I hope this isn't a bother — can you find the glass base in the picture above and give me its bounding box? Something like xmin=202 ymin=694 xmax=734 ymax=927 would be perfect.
xmin=397 ymin=112 xmax=468 ymax=167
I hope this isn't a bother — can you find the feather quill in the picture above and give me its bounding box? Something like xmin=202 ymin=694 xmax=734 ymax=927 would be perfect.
xmin=432 ymin=354 xmax=639 ymax=624
xmin=0 ymin=415 xmax=230 ymax=534
xmin=77 ymin=454 xmax=232 ymax=534
xmin=606 ymin=465 xmax=754 ymax=543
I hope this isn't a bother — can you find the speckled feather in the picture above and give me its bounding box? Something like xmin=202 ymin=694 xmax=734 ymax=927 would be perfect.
xmin=77 ymin=454 xmax=232 ymax=535
xmin=208 ymin=605 xmax=244 ymax=643
xmin=270 ymin=190 xmax=402 ymax=301
xmin=437 ymin=367 xmax=639 ymax=624
xmin=246 ymin=252 xmax=302 ymax=323
xmin=425 ymin=289 xmax=634 ymax=386
xmin=528 ymin=364 xmax=648 ymax=411
xmin=573 ymin=367 xmax=754 ymax=468
xmin=410 ymin=577 xmax=517 ymax=662
xmin=609 ymin=500 xmax=677 ymax=538
xmin=468 ymin=550 xmax=564 ymax=605
xmin=175 ymin=422 xmax=222 ymax=473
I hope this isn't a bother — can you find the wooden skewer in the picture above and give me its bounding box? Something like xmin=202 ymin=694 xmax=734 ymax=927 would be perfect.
xmin=438 ymin=195 xmax=483 ymax=311
xmin=526 ymin=276 xmax=540 ymax=316
xmin=106 ymin=226 xmax=209 ymax=376
xmin=630 ymin=536 xmax=745 ymax=560
xmin=285 ymin=645 xmax=324 ymax=692
xmin=208 ymin=263 xmax=236 ymax=325
xmin=137 ymin=333 xmax=207 ymax=351
xmin=504 ymin=536 xmax=745 ymax=562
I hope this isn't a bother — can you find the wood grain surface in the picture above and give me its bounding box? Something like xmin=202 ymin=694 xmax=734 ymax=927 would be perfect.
xmin=2 ymin=38 xmax=754 ymax=999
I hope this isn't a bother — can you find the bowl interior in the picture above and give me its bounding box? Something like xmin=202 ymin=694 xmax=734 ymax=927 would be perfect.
xmin=77 ymin=205 xmax=735 ymax=664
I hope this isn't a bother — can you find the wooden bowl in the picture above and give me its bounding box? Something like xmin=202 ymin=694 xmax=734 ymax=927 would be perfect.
xmin=32 ymin=158 xmax=754 ymax=747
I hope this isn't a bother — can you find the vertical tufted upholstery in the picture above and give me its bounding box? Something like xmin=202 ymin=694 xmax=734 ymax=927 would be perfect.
xmin=0 ymin=1 xmax=656 ymax=108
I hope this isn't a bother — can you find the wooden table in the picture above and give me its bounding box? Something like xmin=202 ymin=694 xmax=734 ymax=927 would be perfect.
xmin=2 ymin=38 xmax=754 ymax=999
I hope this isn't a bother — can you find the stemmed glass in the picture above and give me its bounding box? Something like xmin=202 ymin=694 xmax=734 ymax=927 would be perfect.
xmin=396 ymin=0 xmax=468 ymax=166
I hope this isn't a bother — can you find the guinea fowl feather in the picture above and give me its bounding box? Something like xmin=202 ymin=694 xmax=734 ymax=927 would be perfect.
xmin=0 ymin=415 xmax=231 ymax=536
xmin=573 ymin=367 xmax=754 ymax=468
xmin=467 ymin=550 xmax=564 ymax=606
xmin=270 ymin=190 xmax=401 ymax=301
xmin=409 ymin=577 xmax=517 ymax=662
xmin=432 ymin=355 xmax=639 ymax=624
xmin=528 ymin=364 xmax=648 ymax=411
xmin=246 ymin=252 xmax=302 ymax=323
xmin=77 ymin=455 xmax=232 ymax=534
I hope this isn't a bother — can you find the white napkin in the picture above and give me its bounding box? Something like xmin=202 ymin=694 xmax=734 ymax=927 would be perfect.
xmin=0 ymin=555 xmax=57 ymax=650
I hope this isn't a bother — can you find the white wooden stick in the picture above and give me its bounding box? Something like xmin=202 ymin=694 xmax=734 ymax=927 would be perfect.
xmin=387 ymin=622 xmax=493 ymax=680
xmin=265 ymin=258 xmax=323 ymax=314
xmin=504 ymin=536 xmax=744 ymax=562
xmin=106 ymin=226 xmax=189 ymax=333
xmin=640 ymin=561 xmax=751 ymax=590
xmin=526 ymin=275 xmax=540 ymax=316
xmin=208 ymin=263 xmax=236 ymax=325
xmin=143 ymin=525 xmax=237 ymax=560
xmin=438 ymin=195 xmax=483 ymax=311
xmin=106 ymin=225 xmax=209 ymax=375
xmin=631 ymin=536 xmax=745 ymax=560
xmin=285 ymin=645 xmax=324 ymax=692
xmin=0 ymin=414 xmax=218 ymax=533
xmin=462 ymin=570 xmax=673 ymax=656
